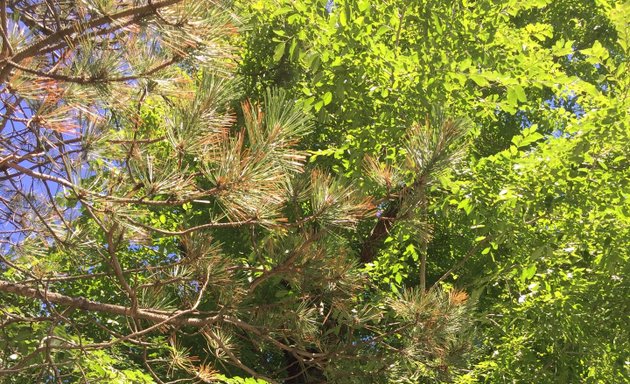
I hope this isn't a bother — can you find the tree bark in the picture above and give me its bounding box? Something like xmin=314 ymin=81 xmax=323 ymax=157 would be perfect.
xmin=359 ymin=201 xmax=400 ymax=263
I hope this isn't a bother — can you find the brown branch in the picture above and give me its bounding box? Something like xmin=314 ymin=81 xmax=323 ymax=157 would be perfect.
xmin=0 ymin=0 xmax=12 ymax=59
xmin=3 ymin=160 xmax=220 ymax=206
xmin=419 ymin=242 xmax=427 ymax=292
xmin=130 ymin=218 xmax=258 ymax=236
xmin=0 ymin=280 xmax=215 ymax=327
xmin=7 ymin=56 xmax=180 ymax=84
xmin=359 ymin=202 xmax=400 ymax=263
xmin=105 ymin=225 xmax=139 ymax=313
xmin=0 ymin=0 xmax=183 ymax=81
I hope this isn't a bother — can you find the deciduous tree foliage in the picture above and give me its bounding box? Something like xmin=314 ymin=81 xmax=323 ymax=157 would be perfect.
xmin=0 ymin=0 xmax=628 ymax=383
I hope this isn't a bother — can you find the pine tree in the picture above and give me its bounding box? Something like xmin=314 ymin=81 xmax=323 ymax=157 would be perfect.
xmin=0 ymin=1 xmax=475 ymax=382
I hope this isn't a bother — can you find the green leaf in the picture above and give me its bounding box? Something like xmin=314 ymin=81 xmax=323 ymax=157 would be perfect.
xmin=339 ymin=9 xmax=347 ymax=27
xmin=520 ymin=264 xmax=537 ymax=282
xmin=289 ymin=38 xmax=298 ymax=59
xmin=375 ymin=25 xmax=389 ymax=37
xmin=322 ymin=91 xmax=333 ymax=106
xmin=514 ymin=85 xmax=527 ymax=102
xmin=304 ymin=51 xmax=319 ymax=69
xmin=470 ymin=73 xmax=490 ymax=86
xmin=507 ymin=85 xmax=527 ymax=105
xmin=581 ymin=40 xmax=609 ymax=62
xmin=273 ymin=42 xmax=286 ymax=62
xmin=512 ymin=125 xmax=544 ymax=147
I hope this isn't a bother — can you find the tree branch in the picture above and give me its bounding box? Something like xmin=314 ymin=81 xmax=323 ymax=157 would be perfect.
xmin=0 ymin=280 xmax=215 ymax=327
xmin=0 ymin=0 xmax=183 ymax=82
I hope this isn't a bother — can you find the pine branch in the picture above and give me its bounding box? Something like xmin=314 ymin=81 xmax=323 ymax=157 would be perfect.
xmin=0 ymin=280 xmax=215 ymax=327
xmin=0 ymin=0 xmax=184 ymax=82
xmin=6 ymin=56 xmax=180 ymax=84
xmin=359 ymin=110 xmax=469 ymax=263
